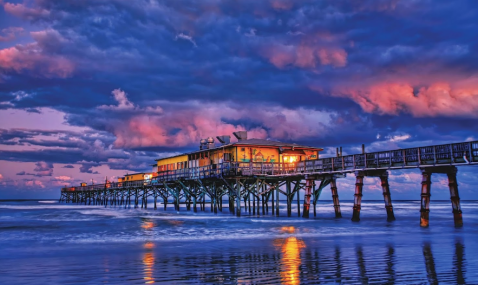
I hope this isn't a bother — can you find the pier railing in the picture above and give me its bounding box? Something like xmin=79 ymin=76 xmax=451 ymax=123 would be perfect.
xmin=62 ymin=140 xmax=478 ymax=192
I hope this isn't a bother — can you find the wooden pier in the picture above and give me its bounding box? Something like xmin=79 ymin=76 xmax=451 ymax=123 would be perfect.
xmin=60 ymin=140 xmax=478 ymax=227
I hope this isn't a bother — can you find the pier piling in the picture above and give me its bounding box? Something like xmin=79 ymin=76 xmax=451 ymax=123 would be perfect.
xmin=420 ymin=170 xmax=432 ymax=227
xmin=447 ymin=168 xmax=463 ymax=227
xmin=352 ymin=171 xmax=364 ymax=222
xmin=302 ymin=178 xmax=313 ymax=218
xmin=380 ymin=172 xmax=396 ymax=221
xmin=330 ymin=177 xmax=342 ymax=218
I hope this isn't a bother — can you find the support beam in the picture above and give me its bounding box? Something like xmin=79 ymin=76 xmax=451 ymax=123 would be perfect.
xmin=352 ymin=171 xmax=364 ymax=222
xmin=420 ymin=170 xmax=432 ymax=227
xmin=275 ymin=184 xmax=280 ymax=217
xmin=380 ymin=172 xmax=396 ymax=221
xmin=236 ymin=179 xmax=241 ymax=217
xmin=330 ymin=178 xmax=342 ymax=218
xmin=447 ymin=167 xmax=463 ymax=227
xmin=302 ymin=178 xmax=313 ymax=218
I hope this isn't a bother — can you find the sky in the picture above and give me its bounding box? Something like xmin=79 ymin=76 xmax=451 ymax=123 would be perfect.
xmin=1 ymin=0 xmax=478 ymax=200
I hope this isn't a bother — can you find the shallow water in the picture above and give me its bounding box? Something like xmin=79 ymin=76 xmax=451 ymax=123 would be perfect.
xmin=1 ymin=200 xmax=477 ymax=284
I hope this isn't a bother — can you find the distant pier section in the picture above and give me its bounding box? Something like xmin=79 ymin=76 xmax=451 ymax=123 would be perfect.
xmin=60 ymin=131 xmax=478 ymax=227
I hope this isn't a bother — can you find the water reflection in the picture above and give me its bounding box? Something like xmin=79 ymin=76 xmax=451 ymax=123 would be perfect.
xmin=423 ymin=243 xmax=438 ymax=285
xmin=273 ymin=226 xmax=306 ymax=285
xmin=141 ymin=219 xmax=156 ymax=284
xmin=454 ymin=239 xmax=466 ymax=284
xmin=356 ymin=246 xmax=369 ymax=284
xmin=385 ymin=245 xmax=396 ymax=284
xmin=143 ymin=242 xmax=155 ymax=284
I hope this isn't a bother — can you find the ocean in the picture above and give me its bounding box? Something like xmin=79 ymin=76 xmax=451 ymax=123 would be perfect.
xmin=0 ymin=199 xmax=477 ymax=284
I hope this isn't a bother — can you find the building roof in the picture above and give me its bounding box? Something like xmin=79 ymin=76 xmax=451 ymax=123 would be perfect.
xmin=155 ymin=138 xmax=323 ymax=161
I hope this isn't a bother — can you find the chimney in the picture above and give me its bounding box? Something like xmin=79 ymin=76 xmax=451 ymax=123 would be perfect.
xmin=362 ymin=144 xmax=365 ymax=154
xmin=233 ymin=131 xmax=247 ymax=141
xmin=216 ymin=135 xmax=231 ymax=145
xmin=206 ymin=137 xmax=215 ymax=149
xmin=199 ymin=139 xmax=207 ymax=150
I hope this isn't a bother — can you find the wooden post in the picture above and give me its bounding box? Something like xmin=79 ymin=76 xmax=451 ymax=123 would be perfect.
xmin=447 ymin=167 xmax=463 ymax=227
xmin=296 ymin=188 xmax=300 ymax=217
xmin=271 ymin=186 xmax=275 ymax=215
xmin=193 ymin=195 xmax=197 ymax=213
xmin=236 ymin=179 xmax=241 ymax=217
xmin=380 ymin=172 xmax=395 ymax=221
xmin=352 ymin=171 xmax=364 ymax=222
xmin=420 ymin=170 xmax=432 ymax=227
xmin=302 ymin=178 xmax=313 ymax=218
xmin=276 ymin=183 xmax=280 ymax=217
xmin=330 ymin=178 xmax=342 ymax=218
xmin=286 ymin=181 xmax=292 ymax=217
xmin=248 ymin=193 xmax=251 ymax=214
xmin=214 ymin=184 xmax=218 ymax=214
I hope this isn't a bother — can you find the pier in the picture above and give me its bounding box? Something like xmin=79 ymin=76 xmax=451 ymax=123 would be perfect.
xmin=60 ymin=140 xmax=478 ymax=227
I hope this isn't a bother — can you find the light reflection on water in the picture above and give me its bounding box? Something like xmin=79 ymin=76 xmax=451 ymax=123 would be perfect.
xmin=274 ymin=226 xmax=305 ymax=285
xmin=143 ymin=242 xmax=155 ymax=284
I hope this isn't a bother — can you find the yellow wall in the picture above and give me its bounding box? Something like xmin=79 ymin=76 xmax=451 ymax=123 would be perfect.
xmin=124 ymin=173 xmax=147 ymax=181
xmin=157 ymin=155 xmax=188 ymax=172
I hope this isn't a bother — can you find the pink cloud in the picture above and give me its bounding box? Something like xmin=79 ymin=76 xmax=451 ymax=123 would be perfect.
xmin=317 ymin=48 xmax=347 ymax=67
xmin=55 ymin=176 xmax=71 ymax=181
xmin=0 ymin=44 xmax=75 ymax=78
xmin=107 ymin=97 xmax=332 ymax=148
xmin=0 ymin=174 xmax=3 ymax=180
xmin=3 ymin=2 xmax=50 ymax=20
xmin=24 ymin=180 xmax=45 ymax=188
xmin=333 ymin=79 xmax=478 ymax=117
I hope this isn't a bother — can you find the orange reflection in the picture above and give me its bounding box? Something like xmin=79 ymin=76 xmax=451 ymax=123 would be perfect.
xmin=141 ymin=221 xmax=155 ymax=230
xmin=274 ymin=227 xmax=305 ymax=285
xmin=143 ymin=242 xmax=155 ymax=284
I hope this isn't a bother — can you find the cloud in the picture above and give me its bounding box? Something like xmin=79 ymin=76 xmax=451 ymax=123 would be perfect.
xmin=0 ymin=43 xmax=75 ymax=78
xmin=333 ymin=80 xmax=478 ymax=117
xmin=54 ymin=175 xmax=71 ymax=181
xmin=33 ymin=161 xmax=53 ymax=176
xmin=98 ymin=89 xmax=162 ymax=114
xmin=0 ymin=27 xmax=24 ymax=42
xmin=3 ymin=2 xmax=50 ymax=21
xmin=62 ymin=165 xmax=74 ymax=168
xmin=16 ymin=171 xmax=25 ymax=175
xmin=175 ymin=33 xmax=197 ymax=47
xmin=263 ymin=43 xmax=348 ymax=69
xmin=79 ymin=161 xmax=101 ymax=174
xmin=0 ymin=174 xmax=3 ymax=180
